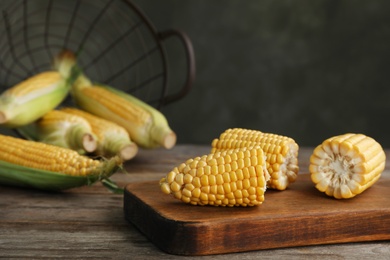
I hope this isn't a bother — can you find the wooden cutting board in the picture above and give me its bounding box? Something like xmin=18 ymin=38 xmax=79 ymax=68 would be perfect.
xmin=123 ymin=173 xmax=390 ymax=256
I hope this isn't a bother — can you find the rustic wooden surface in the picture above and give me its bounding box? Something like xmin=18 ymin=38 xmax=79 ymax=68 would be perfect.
xmin=1 ymin=145 xmax=390 ymax=259
xmin=124 ymin=174 xmax=390 ymax=256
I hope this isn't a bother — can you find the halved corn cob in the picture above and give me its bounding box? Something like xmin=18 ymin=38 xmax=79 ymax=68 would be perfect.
xmin=60 ymin=107 xmax=138 ymax=161
xmin=211 ymin=128 xmax=299 ymax=190
xmin=309 ymin=133 xmax=386 ymax=199
xmin=160 ymin=146 xmax=269 ymax=207
xmin=17 ymin=109 xmax=97 ymax=154
xmin=0 ymin=51 xmax=78 ymax=128
xmin=0 ymin=134 xmax=122 ymax=191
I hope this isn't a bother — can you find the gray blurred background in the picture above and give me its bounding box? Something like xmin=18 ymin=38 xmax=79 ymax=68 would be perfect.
xmin=1 ymin=0 xmax=390 ymax=148
xmin=133 ymin=0 xmax=390 ymax=148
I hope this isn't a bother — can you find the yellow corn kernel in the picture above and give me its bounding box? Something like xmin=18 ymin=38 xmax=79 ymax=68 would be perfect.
xmin=159 ymin=147 xmax=269 ymax=207
xmin=309 ymin=133 xmax=386 ymax=199
xmin=211 ymin=128 xmax=299 ymax=190
xmin=60 ymin=107 xmax=138 ymax=160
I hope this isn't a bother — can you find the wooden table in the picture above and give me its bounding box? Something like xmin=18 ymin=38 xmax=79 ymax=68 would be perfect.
xmin=1 ymin=145 xmax=390 ymax=259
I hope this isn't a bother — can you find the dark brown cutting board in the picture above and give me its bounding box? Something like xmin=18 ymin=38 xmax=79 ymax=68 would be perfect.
xmin=123 ymin=173 xmax=390 ymax=256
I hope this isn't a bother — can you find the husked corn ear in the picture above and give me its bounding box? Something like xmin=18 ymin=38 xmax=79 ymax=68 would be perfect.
xmin=211 ymin=128 xmax=299 ymax=191
xmin=0 ymin=134 xmax=122 ymax=191
xmin=0 ymin=50 xmax=78 ymax=128
xmin=309 ymin=133 xmax=386 ymax=199
xmin=57 ymin=49 xmax=176 ymax=150
xmin=72 ymin=83 xmax=176 ymax=149
xmin=18 ymin=110 xmax=97 ymax=154
xmin=0 ymin=72 xmax=70 ymax=128
xmin=160 ymin=147 xmax=269 ymax=207
xmin=60 ymin=107 xmax=138 ymax=160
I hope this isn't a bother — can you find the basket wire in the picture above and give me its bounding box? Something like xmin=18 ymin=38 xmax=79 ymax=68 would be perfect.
xmin=0 ymin=0 xmax=195 ymax=109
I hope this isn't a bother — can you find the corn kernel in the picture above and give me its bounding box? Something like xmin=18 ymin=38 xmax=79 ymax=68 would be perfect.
xmin=243 ymin=179 xmax=251 ymax=189
xmin=248 ymin=187 xmax=256 ymax=195
xmin=199 ymin=175 xmax=208 ymax=186
xmin=166 ymin=171 xmax=176 ymax=183
xmin=185 ymin=183 xmax=195 ymax=191
xmin=236 ymin=180 xmax=243 ymax=190
xmin=196 ymin=167 xmax=204 ymax=177
xmin=182 ymin=188 xmax=191 ymax=198
xmin=216 ymin=194 xmax=225 ymax=200
xmin=223 ymin=183 xmax=231 ymax=193
xmin=211 ymin=165 xmax=218 ymax=175
xmin=222 ymin=172 xmax=230 ymax=183
xmin=234 ymin=189 xmax=243 ymax=199
xmin=217 ymin=185 xmax=225 ymax=195
xmin=201 ymin=186 xmax=210 ymax=194
xmin=216 ymin=174 xmax=224 ymax=185
xmin=161 ymin=183 xmax=170 ymax=194
xmin=226 ymin=192 xmax=235 ymax=199
xmin=192 ymin=177 xmax=201 ymax=188
xmin=230 ymin=181 xmax=237 ymax=192
xmin=210 ymin=185 xmax=217 ymax=194
xmin=200 ymin=192 xmax=208 ymax=201
xmin=250 ymin=176 xmax=257 ymax=187
xmin=192 ymin=188 xmax=201 ymax=198
xmin=170 ymin=182 xmax=181 ymax=192
xmin=175 ymin=174 xmax=184 ymax=185
xmin=229 ymin=171 xmax=237 ymax=182
xmin=183 ymin=174 xmax=193 ymax=184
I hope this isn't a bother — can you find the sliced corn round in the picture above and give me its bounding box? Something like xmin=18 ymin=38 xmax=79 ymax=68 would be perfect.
xmin=309 ymin=133 xmax=386 ymax=199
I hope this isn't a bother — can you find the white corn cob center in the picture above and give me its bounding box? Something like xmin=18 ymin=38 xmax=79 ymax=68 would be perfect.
xmin=310 ymin=133 xmax=386 ymax=199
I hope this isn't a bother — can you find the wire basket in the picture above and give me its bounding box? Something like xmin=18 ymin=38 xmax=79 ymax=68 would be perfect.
xmin=0 ymin=0 xmax=195 ymax=109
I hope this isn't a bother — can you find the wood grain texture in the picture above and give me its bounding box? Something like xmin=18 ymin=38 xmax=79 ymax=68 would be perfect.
xmin=124 ymin=172 xmax=390 ymax=255
xmin=1 ymin=145 xmax=390 ymax=259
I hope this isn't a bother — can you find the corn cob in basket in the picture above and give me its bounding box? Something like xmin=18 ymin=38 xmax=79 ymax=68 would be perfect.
xmin=17 ymin=109 xmax=97 ymax=155
xmin=54 ymin=50 xmax=176 ymax=150
xmin=60 ymin=107 xmax=138 ymax=161
xmin=0 ymin=51 xmax=78 ymax=128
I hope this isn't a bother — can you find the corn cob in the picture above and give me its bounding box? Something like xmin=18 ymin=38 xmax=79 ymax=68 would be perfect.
xmin=0 ymin=51 xmax=78 ymax=128
xmin=0 ymin=134 xmax=122 ymax=191
xmin=60 ymin=107 xmax=138 ymax=161
xmin=17 ymin=110 xmax=97 ymax=154
xmin=309 ymin=133 xmax=386 ymax=199
xmin=211 ymin=128 xmax=299 ymax=190
xmin=72 ymin=82 xmax=176 ymax=149
xmin=160 ymin=146 xmax=269 ymax=207
xmin=55 ymin=50 xmax=176 ymax=149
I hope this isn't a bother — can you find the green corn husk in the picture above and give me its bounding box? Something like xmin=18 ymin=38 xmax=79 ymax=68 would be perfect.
xmin=0 ymin=156 xmax=122 ymax=192
xmin=0 ymin=133 xmax=123 ymax=192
